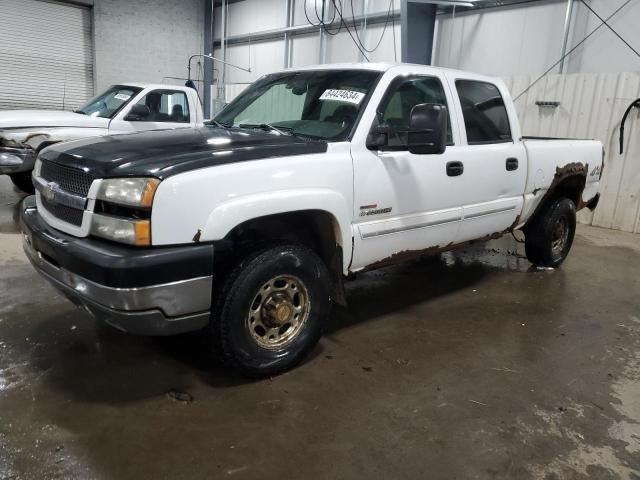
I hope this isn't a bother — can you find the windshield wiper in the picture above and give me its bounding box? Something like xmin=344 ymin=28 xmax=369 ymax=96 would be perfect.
xmin=238 ymin=123 xmax=294 ymax=136
xmin=209 ymin=120 xmax=230 ymax=128
xmin=73 ymin=109 xmax=87 ymax=115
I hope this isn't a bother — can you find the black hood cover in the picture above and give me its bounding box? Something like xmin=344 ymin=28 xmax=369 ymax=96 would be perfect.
xmin=40 ymin=127 xmax=328 ymax=179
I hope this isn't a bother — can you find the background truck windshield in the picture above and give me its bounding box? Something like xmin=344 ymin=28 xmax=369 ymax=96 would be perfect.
xmin=75 ymin=85 xmax=142 ymax=118
xmin=213 ymin=70 xmax=381 ymax=141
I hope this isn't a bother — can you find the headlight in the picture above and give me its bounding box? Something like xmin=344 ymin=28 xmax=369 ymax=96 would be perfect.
xmin=96 ymin=178 xmax=160 ymax=207
xmin=91 ymin=177 xmax=160 ymax=246
xmin=0 ymin=146 xmax=35 ymax=167
xmin=91 ymin=215 xmax=151 ymax=246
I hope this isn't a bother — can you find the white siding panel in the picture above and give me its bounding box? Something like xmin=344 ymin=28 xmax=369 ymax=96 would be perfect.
xmin=434 ymin=0 xmax=640 ymax=76
xmin=224 ymin=83 xmax=250 ymax=103
xmin=505 ymin=72 xmax=640 ymax=234
xmin=0 ymin=0 xmax=94 ymax=111
xmin=291 ymin=34 xmax=321 ymax=68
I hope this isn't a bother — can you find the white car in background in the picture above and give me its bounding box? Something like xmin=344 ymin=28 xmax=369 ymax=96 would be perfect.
xmin=0 ymin=83 xmax=204 ymax=192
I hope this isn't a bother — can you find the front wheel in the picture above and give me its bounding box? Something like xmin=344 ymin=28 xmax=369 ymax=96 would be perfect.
xmin=9 ymin=172 xmax=35 ymax=194
xmin=524 ymin=197 xmax=576 ymax=268
xmin=211 ymin=244 xmax=331 ymax=378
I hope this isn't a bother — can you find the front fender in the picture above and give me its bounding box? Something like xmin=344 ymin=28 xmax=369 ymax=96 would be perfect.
xmin=202 ymin=189 xmax=352 ymax=271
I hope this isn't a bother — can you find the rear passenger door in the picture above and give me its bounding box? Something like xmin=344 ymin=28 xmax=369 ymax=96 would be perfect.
xmin=110 ymin=89 xmax=193 ymax=133
xmin=447 ymin=77 xmax=527 ymax=242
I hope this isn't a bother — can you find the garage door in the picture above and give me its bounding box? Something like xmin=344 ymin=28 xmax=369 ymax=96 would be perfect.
xmin=0 ymin=0 xmax=94 ymax=111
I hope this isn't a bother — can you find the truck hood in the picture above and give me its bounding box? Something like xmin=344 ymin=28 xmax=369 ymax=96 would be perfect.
xmin=0 ymin=110 xmax=108 ymax=130
xmin=39 ymin=127 xmax=329 ymax=179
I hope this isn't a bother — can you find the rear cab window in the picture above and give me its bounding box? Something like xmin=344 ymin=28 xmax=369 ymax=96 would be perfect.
xmin=455 ymin=80 xmax=512 ymax=144
xmin=134 ymin=89 xmax=191 ymax=123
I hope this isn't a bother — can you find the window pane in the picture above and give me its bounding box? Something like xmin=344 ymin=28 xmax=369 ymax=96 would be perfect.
xmin=237 ymin=83 xmax=305 ymax=124
xmin=135 ymin=90 xmax=190 ymax=123
xmin=378 ymin=77 xmax=453 ymax=147
xmin=455 ymin=80 xmax=511 ymax=144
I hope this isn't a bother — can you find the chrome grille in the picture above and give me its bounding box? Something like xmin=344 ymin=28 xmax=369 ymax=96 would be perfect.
xmin=40 ymin=197 xmax=84 ymax=227
xmin=40 ymin=160 xmax=94 ymax=197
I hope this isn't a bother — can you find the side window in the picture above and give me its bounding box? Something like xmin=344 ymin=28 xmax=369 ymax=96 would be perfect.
xmin=455 ymin=80 xmax=511 ymax=144
xmin=377 ymin=76 xmax=453 ymax=147
xmin=134 ymin=90 xmax=190 ymax=123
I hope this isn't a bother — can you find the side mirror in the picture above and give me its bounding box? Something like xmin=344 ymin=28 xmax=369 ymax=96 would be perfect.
xmin=408 ymin=103 xmax=447 ymax=155
xmin=125 ymin=104 xmax=151 ymax=121
xmin=366 ymin=125 xmax=389 ymax=150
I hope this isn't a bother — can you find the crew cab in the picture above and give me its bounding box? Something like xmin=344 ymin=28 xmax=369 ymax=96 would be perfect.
xmin=1 ymin=83 xmax=204 ymax=192
xmin=20 ymin=63 xmax=604 ymax=377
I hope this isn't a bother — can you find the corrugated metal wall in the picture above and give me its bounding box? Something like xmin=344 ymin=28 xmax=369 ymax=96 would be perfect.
xmin=224 ymin=83 xmax=250 ymax=103
xmin=504 ymin=72 xmax=640 ymax=234
xmin=0 ymin=0 xmax=94 ymax=111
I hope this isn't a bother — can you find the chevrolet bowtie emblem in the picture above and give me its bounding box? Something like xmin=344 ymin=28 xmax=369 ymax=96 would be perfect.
xmin=42 ymin=181 xmax=58 ymax=202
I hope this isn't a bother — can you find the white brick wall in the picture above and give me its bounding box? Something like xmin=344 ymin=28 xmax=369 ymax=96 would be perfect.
xmin=93 ymin=0 xmax=204 ymax=91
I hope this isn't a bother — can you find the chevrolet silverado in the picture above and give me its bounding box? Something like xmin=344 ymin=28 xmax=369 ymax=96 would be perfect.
xmin=20 ymin=63 xmax=603 ymax=377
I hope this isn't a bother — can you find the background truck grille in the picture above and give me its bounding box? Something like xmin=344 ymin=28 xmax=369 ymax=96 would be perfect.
xmin=41 ymin=160 xmax=94 ymax=197
xmin=40 ymin=197 xmax=84 ymax=226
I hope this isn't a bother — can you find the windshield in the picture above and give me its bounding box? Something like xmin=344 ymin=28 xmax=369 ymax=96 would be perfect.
xmin=213 ymin=70 xmax=381 ymax=141
xmin=76 ymin=85 xmax=142 ymax=118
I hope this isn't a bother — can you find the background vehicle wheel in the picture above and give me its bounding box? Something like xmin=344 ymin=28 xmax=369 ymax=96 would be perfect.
xmin=524 ymin=197 xmax=576 ymax=268
xmin=9 ymin=172 xmax=35 ymax=194
xmin=212 ymin=244 xmax=331 ymax=378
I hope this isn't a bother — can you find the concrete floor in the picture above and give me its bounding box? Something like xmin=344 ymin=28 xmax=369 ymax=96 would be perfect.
xmin=0 ymin=175 xmax=639 ymax=480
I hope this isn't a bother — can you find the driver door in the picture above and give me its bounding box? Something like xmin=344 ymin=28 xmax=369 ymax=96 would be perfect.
xmin=350 ymin=73 xmax=465 ymax=271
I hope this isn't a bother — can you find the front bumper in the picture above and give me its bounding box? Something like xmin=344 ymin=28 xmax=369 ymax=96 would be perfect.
xmin=0 ymin=146 xmax=36 ymax=174
xmin=20 ymin=196 xmax=214 ymax=335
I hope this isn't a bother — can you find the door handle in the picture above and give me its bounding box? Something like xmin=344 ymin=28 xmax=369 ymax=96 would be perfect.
xmin=506 ymin=157 xmax=519 ymax=171
xmin=446 ymin=161 xmax=464 ymax=177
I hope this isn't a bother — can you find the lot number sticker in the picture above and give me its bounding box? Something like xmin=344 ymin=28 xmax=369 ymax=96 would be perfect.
xmin=319 ymin=89 xmax=365 ymax=105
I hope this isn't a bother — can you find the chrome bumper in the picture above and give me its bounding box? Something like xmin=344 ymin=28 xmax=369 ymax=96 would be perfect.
xmin=0 ymin=147 xmax=36 ymax=174
xmin=23 ymin=231 xmax=212 ymax=336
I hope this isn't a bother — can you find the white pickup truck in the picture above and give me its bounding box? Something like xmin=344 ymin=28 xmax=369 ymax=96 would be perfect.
xmin=21 ymin=63 xmax=603 ymax=377
xmin=0 ymin=83 xmax=204 ymax=192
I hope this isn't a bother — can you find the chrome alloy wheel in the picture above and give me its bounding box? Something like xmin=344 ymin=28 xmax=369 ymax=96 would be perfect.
xmin=551 ymin=216 xmax=569 ymax=258
xmin=246 ymin=275 xmax=311 ymax=349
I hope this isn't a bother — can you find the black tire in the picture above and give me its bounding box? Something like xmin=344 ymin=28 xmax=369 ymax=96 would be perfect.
xmin=524 ymin=197 xmax=576 ymax=268
xmin=9 ymin=172 xmax=35 ymax=194
xmin=211 ymin=244 xmax=331 ymax=378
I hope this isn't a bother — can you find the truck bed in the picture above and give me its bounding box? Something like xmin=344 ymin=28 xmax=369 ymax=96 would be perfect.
xmin=519 ymin=137 xmax=603 ymax=225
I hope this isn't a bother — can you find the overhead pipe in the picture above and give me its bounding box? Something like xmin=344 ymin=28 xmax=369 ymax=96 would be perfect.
xmin=219 ymin=0 xmax=227 ymax=102
xmin=188 ymin=53 xmax=251 ymax=79
xmin=559 ymin=0 xmax=574 ymax=73
xmin=283 ymin=0 xmax=294 ymax=68
xmin=359 ymin=0 xmax=370 ymax=62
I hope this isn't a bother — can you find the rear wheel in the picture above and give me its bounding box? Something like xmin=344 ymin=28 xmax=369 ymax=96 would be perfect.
xmin=211 ymin=244 xmax=331 ymax=378
xmin=9 ymin=172 xmax=35 ymax=194
xmin=524 ymin=197 xmax=576 ymax=268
